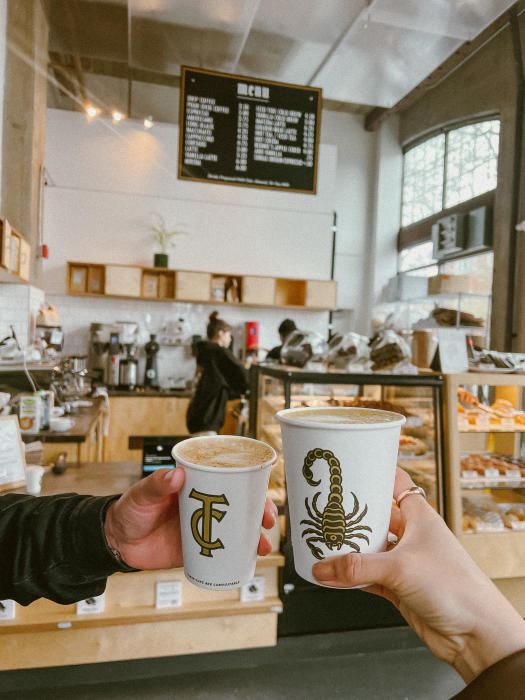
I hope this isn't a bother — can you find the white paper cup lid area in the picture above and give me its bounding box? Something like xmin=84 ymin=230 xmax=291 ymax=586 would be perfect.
xmin=276 ymin=406 xmax=406 ymax=430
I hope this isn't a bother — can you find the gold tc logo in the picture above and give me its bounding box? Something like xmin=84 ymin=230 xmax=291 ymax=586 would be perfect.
xmin=189 ymin=488 xmax=229 ymax=557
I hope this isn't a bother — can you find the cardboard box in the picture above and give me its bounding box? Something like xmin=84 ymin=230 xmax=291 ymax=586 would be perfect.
xmin=427 ymin=274 xmax=473 ymax=295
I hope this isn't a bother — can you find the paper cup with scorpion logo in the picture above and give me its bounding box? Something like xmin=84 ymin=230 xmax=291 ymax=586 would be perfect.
xmin=172 ymin=436 xmax=276 ymax=591
xmin=277 ymin=407 xmax=405 ymax=586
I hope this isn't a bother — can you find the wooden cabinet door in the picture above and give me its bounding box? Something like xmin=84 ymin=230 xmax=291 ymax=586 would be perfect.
xmin=104 ymin=397 xmax=190 ymax=462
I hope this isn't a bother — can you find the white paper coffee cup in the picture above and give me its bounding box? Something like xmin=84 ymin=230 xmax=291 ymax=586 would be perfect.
xmin=277 ymin=407 xmax=405 ymax=586
xmin=25 ymin=465 xmax=45 ymax=495
xmin=172 ymin=436 xmax=276 ymax=591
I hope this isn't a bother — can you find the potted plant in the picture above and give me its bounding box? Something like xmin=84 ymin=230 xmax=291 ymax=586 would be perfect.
xmin=151 ymin=214 xmax=184 ymax=268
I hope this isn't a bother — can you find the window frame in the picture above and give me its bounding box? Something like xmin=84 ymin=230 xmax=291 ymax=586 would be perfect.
xmin=399 ymin=114 xmax=500 ymax=237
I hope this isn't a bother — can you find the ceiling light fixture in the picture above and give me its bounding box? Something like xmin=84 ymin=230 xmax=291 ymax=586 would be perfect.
xmin=112 ymin=111 xmax=124 ymax=123
xmin=86 ymin=105 xmax=99 ymax=119
xmin=144 ymin=115 xmax=154 ymax=129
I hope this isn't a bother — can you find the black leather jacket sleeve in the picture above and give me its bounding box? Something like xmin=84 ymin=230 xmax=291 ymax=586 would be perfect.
xmin=0 ymin=492 xmax=137 ymax=606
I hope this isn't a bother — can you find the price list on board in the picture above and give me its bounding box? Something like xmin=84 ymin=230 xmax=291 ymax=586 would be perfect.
xmin=179 ymin=67 xmax=321 ymax=193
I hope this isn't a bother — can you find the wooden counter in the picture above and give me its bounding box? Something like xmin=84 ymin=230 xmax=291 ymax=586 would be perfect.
xmin=21 ymin=398 xmax=106 ymax=465
xmin=1 ymin=461 xmax=284 ymax=670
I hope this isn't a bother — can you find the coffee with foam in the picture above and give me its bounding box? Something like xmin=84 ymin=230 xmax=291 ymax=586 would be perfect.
xmin=175 ymin=436 xmax=274 ymax=469
xmin=281 ymin=407 xmax=403 ymax=425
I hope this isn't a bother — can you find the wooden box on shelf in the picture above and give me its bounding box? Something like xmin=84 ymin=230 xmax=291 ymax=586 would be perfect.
xmin=274 ymin=278 xmax=306 ymax=307
xmin=305 ymin=280 xmax=337 ymax=309
xmin=105 ymin=265 xmax=142 ymax=297
xmin=142 ymin=271 xmax=159 ymax=298
xmin=87 ymin=265 xmax=105 ymax=294
xmin=0 ymin=218 xmax=11 ymax=270
xmin=242 ymin=276 xmax=276 ymax=306
xmin=157 ymin=271 xmax=175 ymax=299
xmin=176 ymin=271 xmax=211 ymax=301
xmin=8 ymin=230 xmax=21 ymax=275
xmin=18 ymin=237 xmax=31 ymax=282
xmin=69 ymin=263 xmax=89 ymax=293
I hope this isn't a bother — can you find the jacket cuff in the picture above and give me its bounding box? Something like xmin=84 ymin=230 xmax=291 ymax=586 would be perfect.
xmin=451 ymin=648 xmax=525 ymax=699
xmin=71 ymin=495 xmax=140 ymax=577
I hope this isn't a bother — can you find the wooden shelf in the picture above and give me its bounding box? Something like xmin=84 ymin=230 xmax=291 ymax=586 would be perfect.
xmin=66 ymin=261 xmax=337 ymax=310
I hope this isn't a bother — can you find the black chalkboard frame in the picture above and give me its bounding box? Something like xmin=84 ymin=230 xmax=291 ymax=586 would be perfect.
xmin=178 ymin=66 xmax=322 ymax=194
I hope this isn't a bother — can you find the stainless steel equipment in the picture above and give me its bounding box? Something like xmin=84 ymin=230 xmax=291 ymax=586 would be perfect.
xmin=87 ymin=322 xmax=139 ymax=385
xmin=119 ymin=343 xmax=138 ymax=390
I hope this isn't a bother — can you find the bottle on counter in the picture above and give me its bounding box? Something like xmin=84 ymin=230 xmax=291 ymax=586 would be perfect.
xmin=144 ymin=333 xmax=160 ymax=388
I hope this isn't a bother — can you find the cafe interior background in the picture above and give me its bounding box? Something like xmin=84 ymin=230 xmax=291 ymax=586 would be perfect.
xmin=1 ymin=0 xmax=525 ymax=693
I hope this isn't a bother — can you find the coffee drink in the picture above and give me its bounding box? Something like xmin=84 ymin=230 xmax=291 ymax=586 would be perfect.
xmin=281 ymin=407 xmax=403 ymax=425
xmin=174 ymin=436 xmax=275 ymax=469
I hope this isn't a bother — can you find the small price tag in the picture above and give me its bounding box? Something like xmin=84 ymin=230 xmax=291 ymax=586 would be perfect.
xmin=155 ymin=581 xmax=182 ymax=609
xmin=461 ymin=470 xmax=478 ymax=479
xmin=0 ymin=599 xmax=15 ymax=620
xmin=505 ymin=469 xmax=521 ymax=479
xmin=76 ymin=593 xmax=105 ymax=615
xmin=240 ymin=576 xmax=265 ymax=603
xmin=484 ymin=469 xmax=500 ymax=479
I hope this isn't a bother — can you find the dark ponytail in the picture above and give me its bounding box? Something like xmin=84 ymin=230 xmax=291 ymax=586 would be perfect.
xmin=207 ymin=311 xmax=232 ymax=340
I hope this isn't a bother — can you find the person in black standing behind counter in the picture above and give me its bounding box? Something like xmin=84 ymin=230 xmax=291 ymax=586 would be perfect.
xmin=266 ymin=318 xmax=297 ymax=362
xmin=186 ymin=311 xmax=248 ymax=435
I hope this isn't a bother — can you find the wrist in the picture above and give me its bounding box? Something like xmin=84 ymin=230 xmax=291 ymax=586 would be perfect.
xmin=104 ymin=501 xmax=123 ymax=560
xmin=454 ymin=606 xmax=525 ymax=682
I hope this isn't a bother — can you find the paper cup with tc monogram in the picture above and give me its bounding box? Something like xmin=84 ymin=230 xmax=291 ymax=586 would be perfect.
xmin=277 ymin=407 xmax=405 ymax=586
xmin=172 ymin=436 xmax=276 ymax=591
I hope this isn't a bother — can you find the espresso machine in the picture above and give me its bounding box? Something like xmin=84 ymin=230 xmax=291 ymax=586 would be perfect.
xmin=87 ymin=322 xmax=139 ymax=386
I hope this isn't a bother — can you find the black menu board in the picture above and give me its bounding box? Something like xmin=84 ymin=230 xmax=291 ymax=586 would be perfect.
xmin=179 ymin=66 xmax=321 ymax=194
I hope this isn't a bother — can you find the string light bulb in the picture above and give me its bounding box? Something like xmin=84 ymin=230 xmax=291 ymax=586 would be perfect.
xmin=112 ymin=111 xmax=124 ymax=123
xmin=85 ymin=105 xmax=99 ymax=119
xmin=144 ymin=115 xmax=154 ymax=129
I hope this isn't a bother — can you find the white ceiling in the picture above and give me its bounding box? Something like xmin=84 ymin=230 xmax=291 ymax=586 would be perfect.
xmin=48 ymin=0 xmax=518 ymax=113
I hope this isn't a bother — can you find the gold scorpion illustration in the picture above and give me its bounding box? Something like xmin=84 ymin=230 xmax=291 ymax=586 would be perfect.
xmin=300 ymin=448 xmax=371 ymax=560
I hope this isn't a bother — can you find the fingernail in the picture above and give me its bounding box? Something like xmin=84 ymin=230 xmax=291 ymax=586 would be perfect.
xmin=271 ymin=502 xmax=278 ymax=518
xmin=164 ymin=468 xmax=175 ymax=480
xmin=312 ymin=560 xmax=334 ymax=581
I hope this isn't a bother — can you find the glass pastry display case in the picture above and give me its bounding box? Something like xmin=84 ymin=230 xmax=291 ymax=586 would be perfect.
xmin=249 ymin=365 xmax=446 ymax=514
xmin=248 ymin=365 xmax=446 ymax=635
xmin=444 ymin=372 xmax=525 ymax=614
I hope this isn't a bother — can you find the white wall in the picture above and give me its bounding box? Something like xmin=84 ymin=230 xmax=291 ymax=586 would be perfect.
xmin=41 ymin=107 xmax=379 ymax=377
xmin=0 ymin=0 xmax=7 ymax=208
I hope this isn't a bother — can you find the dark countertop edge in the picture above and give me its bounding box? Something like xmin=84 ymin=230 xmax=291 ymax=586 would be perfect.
xmin=107 ymin=389 xmax=192 ymax=398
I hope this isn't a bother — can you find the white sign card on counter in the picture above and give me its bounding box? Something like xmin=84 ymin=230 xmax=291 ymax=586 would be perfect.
xmin=437 ymin=329 xmax=469 ymax=373
xmin=0 ymin=416 xmax=27 ymax=492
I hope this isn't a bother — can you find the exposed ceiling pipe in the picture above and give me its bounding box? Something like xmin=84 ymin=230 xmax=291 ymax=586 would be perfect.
xmin=307 ymin=0 xmax=379 ymax=86
xmin=230 ymin=0 xmax=263 ymax=74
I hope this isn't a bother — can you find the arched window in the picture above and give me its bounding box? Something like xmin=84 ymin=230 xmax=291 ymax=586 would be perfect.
xmin=401 ymin=118 xmax=500 ymax=228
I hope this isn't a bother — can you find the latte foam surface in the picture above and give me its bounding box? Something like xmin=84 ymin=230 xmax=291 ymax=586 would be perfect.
xmin=175 ymin=437 xmax=274 ymax=468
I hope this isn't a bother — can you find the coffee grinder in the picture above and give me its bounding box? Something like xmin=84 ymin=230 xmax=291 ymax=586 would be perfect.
xmin=144 ymin=334 xmax=159 ymax=388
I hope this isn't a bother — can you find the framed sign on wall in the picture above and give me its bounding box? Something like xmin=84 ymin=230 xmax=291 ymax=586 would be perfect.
xmin=178 ymin=66 xmax=322 ymax=194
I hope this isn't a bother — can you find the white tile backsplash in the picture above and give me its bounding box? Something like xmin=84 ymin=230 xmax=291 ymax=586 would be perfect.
xmin=46 ymin=293 xmax=330 ymax=387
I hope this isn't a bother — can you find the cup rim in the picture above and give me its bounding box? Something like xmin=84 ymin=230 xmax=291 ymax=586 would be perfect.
xmin=276 ymin=406 xmax=406 ymax=430
xmin=172 ymin=435 xmax=276 ymax=473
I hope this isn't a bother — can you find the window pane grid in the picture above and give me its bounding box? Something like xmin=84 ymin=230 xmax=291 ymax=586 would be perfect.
xmin=401 ymin=135 xmax=445 ymax=227
xmin=444 ymin=120 xmax=500 ymax=208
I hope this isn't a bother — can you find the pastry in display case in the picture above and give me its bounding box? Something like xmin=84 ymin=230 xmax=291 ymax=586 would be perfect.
xmin=444 ymin=372 xmax=525 ymax=614
xmin=249 ymin=365 xmax=445 ymax=515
